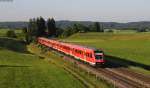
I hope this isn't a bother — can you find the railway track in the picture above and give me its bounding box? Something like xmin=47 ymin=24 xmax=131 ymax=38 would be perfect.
xmin=61 ymin=54 xmax=150 ymax=88
xmin=106 ymin=67 xmax=150 ymax=87
xmin=97 ymin=68 xmax=143 ymax=88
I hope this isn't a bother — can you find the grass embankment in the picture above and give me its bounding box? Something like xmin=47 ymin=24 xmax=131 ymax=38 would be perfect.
xmin=61 ymin=32 xmax=150 ymax=75
xmin=29 ymin=44 xmax=113 ymax=88
xmin=0 ymin=37 xmax=86 ymax=88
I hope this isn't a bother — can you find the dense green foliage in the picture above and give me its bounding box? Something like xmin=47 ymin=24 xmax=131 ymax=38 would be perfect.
xmin=36 ymin=17 xmax=47 ymax=36
xmin=6 ymin=30 xmax=17 ymax=38
xmin=92 ymin=22 xmax=104 ymax=32
xmin=24 ymin=17 xmax=106 ymax=43
xmin=61 ymin=24 xmax=89 ymax=37
xmin=23 ymin=17 xmax=57 ymax=43
xmin=47 ymin=18 xmax=57 ymax=36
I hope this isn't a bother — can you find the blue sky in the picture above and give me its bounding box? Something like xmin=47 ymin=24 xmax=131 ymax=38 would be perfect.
xmin=0 ymin=0 xmax=150 ymax=22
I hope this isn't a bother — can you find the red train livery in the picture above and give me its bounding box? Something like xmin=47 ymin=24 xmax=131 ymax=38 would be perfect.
xmin=38 ymin=37 xmax=105 ymax=66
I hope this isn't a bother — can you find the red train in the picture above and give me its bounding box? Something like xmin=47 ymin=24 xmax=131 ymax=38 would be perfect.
xmin=38 ymin=37 xmax=105 ymax=66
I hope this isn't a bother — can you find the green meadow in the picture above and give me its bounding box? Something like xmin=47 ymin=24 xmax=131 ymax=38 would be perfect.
xmin=0 ymin=29 xmax=22 ymax=37
xmin=0 ymin=29 xmax=111 ymax=88
xmin=0 ymin=38 xmax=86 ymax=88
xmin=0 ymin=29 xmax=149 ymax=88
xmin=62 ymin=32 xmax=150 ymax=75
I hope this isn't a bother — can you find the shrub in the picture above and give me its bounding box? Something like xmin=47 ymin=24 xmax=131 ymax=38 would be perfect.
xmin=6 ymin=30 xmax=17 ymax=38
xmin=107 ymin=29 xmax=114 ymax=32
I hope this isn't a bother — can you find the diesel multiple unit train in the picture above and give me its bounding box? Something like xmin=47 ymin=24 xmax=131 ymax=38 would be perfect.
xmin=38 ymin=37 xmax=105 ymax=66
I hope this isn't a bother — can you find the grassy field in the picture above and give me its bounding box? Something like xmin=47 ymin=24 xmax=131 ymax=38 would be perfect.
xmin=29 ymin=44 xmax=112 ymax=88
xmin=0 ymin=37 xmax=86 ymax=88
xmin=61 ymin=32 xmax=150 ymax=75
xmin=0 ymin=29 xmax=22 ymax=37
xmin=0 ymin=28 xmax=112 ymax=88
xmin=0 ymin=28 xmax=149 ymax=87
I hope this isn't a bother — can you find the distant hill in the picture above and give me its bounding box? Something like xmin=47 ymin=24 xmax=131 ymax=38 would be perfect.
xmin=0 ymin=22 xmax=28 ymax=29
xmin=0 ymin=21 xmax=150 ymax=29
xmin=56 ymin=21 xmax=150 ymax=29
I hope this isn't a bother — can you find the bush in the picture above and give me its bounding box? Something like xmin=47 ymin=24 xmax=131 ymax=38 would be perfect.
xmin=6 ymin=30 xmax=17 ymax=38
xmin=107 ymin=29 xmax=114 ymax=32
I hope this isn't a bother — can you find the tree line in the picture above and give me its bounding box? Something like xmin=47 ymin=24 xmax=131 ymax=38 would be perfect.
xmin=22 ymin=16 xmax=104 ymax=44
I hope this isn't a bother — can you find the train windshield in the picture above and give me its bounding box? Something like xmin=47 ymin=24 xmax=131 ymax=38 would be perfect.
xmin=94 ymin=51 xmax=103 ymax=60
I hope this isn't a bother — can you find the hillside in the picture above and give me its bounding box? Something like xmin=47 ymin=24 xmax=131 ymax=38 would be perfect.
xmin=1 ymin=21 xmax=150 ymax=29
xmin=57 ymin=21 xmax=150 ymax=29
xmin=0 ymin=22 xmax=28 ymax=29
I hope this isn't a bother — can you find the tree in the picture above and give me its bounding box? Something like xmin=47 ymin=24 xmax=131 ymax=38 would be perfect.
xmin=36 ymin=17 xmax=40 ymax=36
xmin=60 ymin=23 xmax=90 ymax=38
xmin=107 ymin=29 xmax=113 ymax=32
xmin=56 ymin=28 xmax=64 ymax=37
xmin=72 ymin=24 xmax=80 ymax=33
xmin=28 ymin=18 xmax=33 ymax=34
xmin=6 ymin=30 xmax=17 ymax=38
xmin=94 ymin=22 xmax=100 ymax=32
xmin=100 ymin=23 xmax=104 ymax=32
xmin=137 ymin=27 xmax=149 ymax=32
xmin=92 ymin=22 xmax=104 ymax=32
xmin=47 ymin=18 xmax=52 ymax=36
xmin=32 ymin=18 xmax=38 ymax=37
xmin=47 ymin=18 xmax=56 ymax=37
xmin=37 ymin=16 xmax=46 ymax=37
xmin=76 ymin=24 xmax=89 ymax=32
xmin=88 ymin=25 xmax=94 ymax=32
xmin=25 ymin=18 xmax=38 ymax=43
xmin=25 ymin=33 xmax=32 ymax=44
xmin=71 ymin=23 xmax=89 ymax=33
xmin=22 ymin=27 xmax=28 ymax=34
xmin=62 ymin=27 xmax=73 ymax=37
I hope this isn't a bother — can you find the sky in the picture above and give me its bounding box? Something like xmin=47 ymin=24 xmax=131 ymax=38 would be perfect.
xmin=0 ymin=0 xmax=150 ymax=22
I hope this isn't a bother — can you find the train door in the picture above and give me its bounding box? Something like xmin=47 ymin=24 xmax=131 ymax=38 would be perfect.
xmin=84 ymin=50 xmax=86 ymax=62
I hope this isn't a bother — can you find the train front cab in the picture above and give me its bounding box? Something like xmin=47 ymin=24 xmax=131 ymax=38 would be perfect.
xmin=94 ymin=50 xmax=105 ymax=66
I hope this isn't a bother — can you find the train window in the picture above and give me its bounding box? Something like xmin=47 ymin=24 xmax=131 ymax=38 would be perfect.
xmin=79 ymin=51 xmax=81 ymax=54
xmin=95 ymin=55 xmax=103 ymax=60
xmin=86 ymin=53 xmax=88 ymax=57
xmin=78 ymin=50 xmax=80 ymax=54
xmin=86 ymin=53 xmax=89 ymax=57
xmin=90 ymin=53 xmax=92 ymax=58
xmin=75 ymin=50 xmax=77 ymax=53
xmin=94 ymin=51 xmax=103 ymax=54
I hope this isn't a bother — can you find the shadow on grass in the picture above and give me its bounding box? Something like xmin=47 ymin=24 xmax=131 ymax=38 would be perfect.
xmin=0 ymin=65 xmax=31 ymax=68
xmin=0 ymin=37 xmax=31 ymax=54
xmin=105 ymin=55 xmax=150 ymax=70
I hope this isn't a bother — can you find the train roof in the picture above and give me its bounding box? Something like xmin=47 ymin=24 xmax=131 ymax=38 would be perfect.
xmin=73 ymin=44 xmax=100 ymax=51
xmin=39 ymin=37 xmax=102 ymax=51
xmin=59 ymin=40 xmax=102 ymax=51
